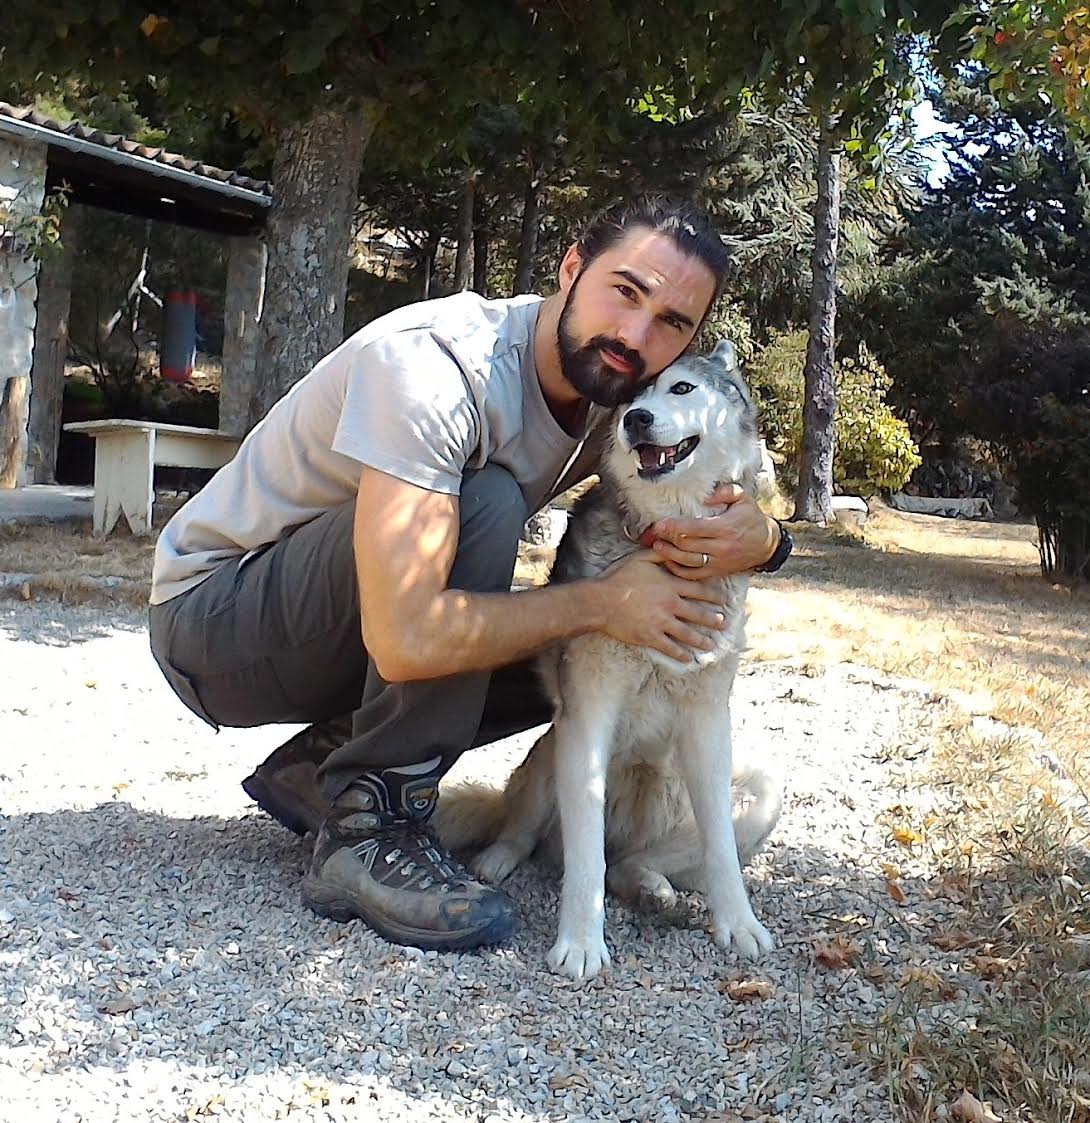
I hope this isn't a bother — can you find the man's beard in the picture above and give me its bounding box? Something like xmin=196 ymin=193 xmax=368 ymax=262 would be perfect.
xmin=556 ymin=280 xmax=649 ymax=407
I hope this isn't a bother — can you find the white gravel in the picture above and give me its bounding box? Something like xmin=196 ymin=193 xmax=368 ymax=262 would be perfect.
xmin=0 ymin=599 xmax=968 ymax=1123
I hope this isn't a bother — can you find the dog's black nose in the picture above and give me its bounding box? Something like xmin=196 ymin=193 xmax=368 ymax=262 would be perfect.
xmin=623 ymin=408 xmax=654 ymax=434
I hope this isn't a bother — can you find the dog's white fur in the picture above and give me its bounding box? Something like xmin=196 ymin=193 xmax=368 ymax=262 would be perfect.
xmin=434 ymin=341 xmax=781 ymax=979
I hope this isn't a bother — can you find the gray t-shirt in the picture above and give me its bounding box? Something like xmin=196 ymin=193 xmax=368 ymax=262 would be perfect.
xmin=151 ymin=292 xmax=601 ymax=605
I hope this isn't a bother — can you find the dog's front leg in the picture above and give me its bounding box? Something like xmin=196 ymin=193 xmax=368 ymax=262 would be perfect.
xmin=678 ymin=701 xmax=775 ymax=959
xmin=546 ymin=680 xmax=623 ymax=981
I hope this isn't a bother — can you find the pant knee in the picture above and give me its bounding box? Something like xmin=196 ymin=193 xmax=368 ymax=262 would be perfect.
xmin=460 ymin=465 xmax=527 ymax=543
xmin=453 ymin=466 xmax=527 ymax=590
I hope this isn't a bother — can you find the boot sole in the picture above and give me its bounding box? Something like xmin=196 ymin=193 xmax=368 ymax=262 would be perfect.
xmin=241 ymin=771 xmax=317 ymax=837
xmin=300 ymin=877 xmax=517 ymax=951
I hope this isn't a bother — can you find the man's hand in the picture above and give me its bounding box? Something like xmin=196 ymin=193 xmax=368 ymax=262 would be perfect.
xmin=647 ymin=483 xmax=780 ymax=580
xmin=594 ymin=551 xmax=728 ymax=663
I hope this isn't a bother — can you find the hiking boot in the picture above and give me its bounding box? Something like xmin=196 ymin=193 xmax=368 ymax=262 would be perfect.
xmin=301 ymin=758 xmax=517 ymax=950
xmin=241 ymin=716 xmax=352 ymax=836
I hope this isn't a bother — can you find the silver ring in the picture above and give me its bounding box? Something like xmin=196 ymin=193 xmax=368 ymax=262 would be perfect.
xmin=700 ymin=553 xmax=709 ymax=567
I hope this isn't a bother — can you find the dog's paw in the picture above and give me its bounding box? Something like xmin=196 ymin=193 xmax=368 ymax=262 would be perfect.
xmin=637 ymin=872 xmax=679 ymax=911
xmin=471 ymin=840 xmax=524 ymax=885
xmin=608 ymin=862 xmax=679 ymax=910
xmin=546 ymin=933 xmax=611 ymax=981
xmin=711 ymin=913 xmax=775 ymax=959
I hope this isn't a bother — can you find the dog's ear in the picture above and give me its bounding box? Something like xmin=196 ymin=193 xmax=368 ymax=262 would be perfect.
xmin=710 ymin=339 xmax=738 ymax=370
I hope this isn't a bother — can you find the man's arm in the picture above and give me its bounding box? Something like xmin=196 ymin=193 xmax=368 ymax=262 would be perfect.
xmin=354 ymin=467 xmax=729 ymax=682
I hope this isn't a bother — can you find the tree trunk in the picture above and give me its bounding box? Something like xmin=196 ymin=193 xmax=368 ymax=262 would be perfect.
xmin=793 ymin=120 xmax=841 ymax=525
xmin=219 ymin=234 xmax=268 ymax=438
xmin=452 ymin=173 xmax=476 ymax=293
xmin=513 ymin=175 xmax=541 ymax=296
xmin=420 ymin=232 xmax=439 ymax=300
xmin=0 ymin=377 xmax=30 ymax=489
xmin=246 ymin=99 xmax=378 ymax=429
xmin=1038 ymin=509 xmax=1090 ymax=583
xmin=26 ymin=204 xmax=81 ymax=482
xmin=472 ymin=197 xmax=489 ymax=297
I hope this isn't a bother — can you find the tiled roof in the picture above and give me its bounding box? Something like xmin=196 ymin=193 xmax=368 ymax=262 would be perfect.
xmin=0 ymin=102 xmax=270 ymax=197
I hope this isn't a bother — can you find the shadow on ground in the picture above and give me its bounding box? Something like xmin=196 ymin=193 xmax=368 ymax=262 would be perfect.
xmin=0 ymin=601 xmax=147 ymax=646
xmin=0 ymin=802 xmax=974 ymax=1122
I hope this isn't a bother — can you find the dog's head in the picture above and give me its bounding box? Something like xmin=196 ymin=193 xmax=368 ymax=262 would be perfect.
xmin=603 ymin=340 xmax=761 ymax=498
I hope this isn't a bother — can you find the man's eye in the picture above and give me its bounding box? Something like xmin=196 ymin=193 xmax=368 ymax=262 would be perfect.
xmin=670 ymin=382 xmax=695 ymax=395
xmin=617 ymin=285 xmax=637 ymax=300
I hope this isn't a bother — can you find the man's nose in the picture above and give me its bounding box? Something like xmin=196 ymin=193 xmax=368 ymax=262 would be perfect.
xmin=623 ymin=408 xmax=655 ymax=435
xmin=616 ymin=310 xmax=652 ymax=352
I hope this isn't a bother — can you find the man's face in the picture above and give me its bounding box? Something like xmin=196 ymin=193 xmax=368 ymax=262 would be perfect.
xmin=556 ymin=228 xmax=717 ymax=408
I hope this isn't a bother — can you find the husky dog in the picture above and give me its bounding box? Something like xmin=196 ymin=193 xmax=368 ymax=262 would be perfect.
xmin=435 ymin=341 xmax=781 ymax=980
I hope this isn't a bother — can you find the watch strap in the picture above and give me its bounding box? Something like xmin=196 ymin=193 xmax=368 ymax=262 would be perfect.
xmin=753 ymin=520 xmax=793 ymax=573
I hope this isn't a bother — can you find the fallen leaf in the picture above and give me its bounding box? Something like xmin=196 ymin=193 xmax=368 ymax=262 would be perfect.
xmin=184 ymin=1094 xmax=225 ymax=1120
xmin=931 ymin=930 xmax=976 ymax=951
xmin=813 ymin=935 xmax=862 ymax=970
xmin=880 ymin=861 xmax=903 ymax=879
xmin=85 ymin=680 xmax=97 ymax=689
xmin=951 ymin=1089 xmax=1002 ymax=1122
xmin=140 ymin=13 xmax=167 ymax=37
xmin=100 ymin=998 xmax=142 ymax=1015
xmin=901 ymin=966 xmax=958 ymax=1000
xmin=19 ymin=581 xmax=31 ymax=600
xmin=719 ymin=977 xmax=775 ymax=1002
xmin=886 ymin=879 xmax=907 ymax=905
xmin=549 ymin=1074 xmax=590 ymax=1091
xmin=969 ymin=954 xmax=1014 ymax=980
xmin=56 ymin=888 xmax=78 ymax=902
xmin=893 ymin=827 xmax=924 ymax=847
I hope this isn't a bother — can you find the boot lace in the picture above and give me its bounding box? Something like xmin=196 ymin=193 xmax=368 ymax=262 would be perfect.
xmin=367 ymin=820 xmax=474 ymax=893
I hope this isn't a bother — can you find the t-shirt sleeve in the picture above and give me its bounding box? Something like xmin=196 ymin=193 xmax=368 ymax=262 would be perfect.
xmin=331 ymin=331 xmax=481 ymax=494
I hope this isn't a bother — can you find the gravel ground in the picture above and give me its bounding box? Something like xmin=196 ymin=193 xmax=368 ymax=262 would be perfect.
xmin=0 ymin=599 xmax=967 ymax=1123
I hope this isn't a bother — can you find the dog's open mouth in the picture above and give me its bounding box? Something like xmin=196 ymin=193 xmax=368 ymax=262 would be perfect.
xmin=633 ymin=436 xmax=700 ymax=479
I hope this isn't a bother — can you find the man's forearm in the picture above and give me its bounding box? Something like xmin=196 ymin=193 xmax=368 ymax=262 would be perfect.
xmin=374 ymin=580 xmax=606 ymax=682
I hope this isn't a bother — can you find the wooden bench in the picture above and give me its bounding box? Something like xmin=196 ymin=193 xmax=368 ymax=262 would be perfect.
xmin=63 ymin=420 xmax=241 ymax=537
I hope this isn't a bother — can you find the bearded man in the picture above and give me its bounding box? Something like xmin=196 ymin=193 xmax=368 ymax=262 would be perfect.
xmin=148 ymin=196 xmax=786 ymax=950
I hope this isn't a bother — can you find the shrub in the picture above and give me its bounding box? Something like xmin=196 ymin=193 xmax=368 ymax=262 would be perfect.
xmin=956 ymin=319 xmax=1090 ymax=582
xmin=746 ymin=329 xmax=921 ymax=496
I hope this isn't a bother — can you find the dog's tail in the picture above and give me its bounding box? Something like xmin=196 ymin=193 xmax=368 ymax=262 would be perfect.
xmin=732 ymin=763 xmax=783 ymax=866
xmin=432 ymin=781 xmax=508 ymax=853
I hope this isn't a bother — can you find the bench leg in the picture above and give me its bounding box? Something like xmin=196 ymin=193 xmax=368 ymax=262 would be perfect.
xmin=93 ymin=431 xmax=155 ymax=537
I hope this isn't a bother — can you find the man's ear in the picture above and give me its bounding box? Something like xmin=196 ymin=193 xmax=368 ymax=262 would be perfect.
xmin=558 ymin=243 xmax=584 ymax=295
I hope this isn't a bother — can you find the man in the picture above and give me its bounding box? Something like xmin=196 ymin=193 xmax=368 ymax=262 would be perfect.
xmin=149 ymin=196 xmax=790 ymax=952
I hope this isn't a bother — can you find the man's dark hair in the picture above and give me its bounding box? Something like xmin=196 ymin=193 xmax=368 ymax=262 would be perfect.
xmin=575 ymin=195 xmax=733 ymax=303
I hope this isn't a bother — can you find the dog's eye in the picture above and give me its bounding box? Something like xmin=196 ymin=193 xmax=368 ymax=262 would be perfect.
xmin=669 ymin=382 xmax=695 ymax=395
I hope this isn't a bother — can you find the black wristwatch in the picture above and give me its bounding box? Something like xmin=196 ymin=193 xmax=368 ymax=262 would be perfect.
xmin=753 ymin=519 xmax=793 ymax=574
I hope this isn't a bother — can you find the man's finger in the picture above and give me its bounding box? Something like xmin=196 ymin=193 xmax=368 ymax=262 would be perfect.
xmin=706 ymin=482 xmax=745 ymax=506
xmin=653 ymin=533 xmax=720 ymax=556
xmin=670 ymin=577 xmax=724 ymax=602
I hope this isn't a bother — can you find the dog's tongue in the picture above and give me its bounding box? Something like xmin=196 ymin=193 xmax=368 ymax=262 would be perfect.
xmin=639 ymin=444 xmax=673 ymax=470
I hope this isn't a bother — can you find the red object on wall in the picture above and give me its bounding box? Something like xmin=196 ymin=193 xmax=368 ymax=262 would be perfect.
xmin=162 ymin=290 xmax=197 ymax=383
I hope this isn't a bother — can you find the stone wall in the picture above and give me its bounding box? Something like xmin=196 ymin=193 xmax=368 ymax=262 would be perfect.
xmin=0 ymin=135 xmax=47 ymax=487
xmin=0 ymin=135 xmax=46 ymax=383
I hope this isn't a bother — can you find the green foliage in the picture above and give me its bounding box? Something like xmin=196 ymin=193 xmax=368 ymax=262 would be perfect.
xmin=851 ymin=74 xmax=1090 ymax=451
xmin=955 ymin=318 xmax=1090 ymax=581
xmin=747 ymin=329 xmax=921 ymax=496
xmin=0 ymin=186 xmax=69 ymax=266
xmin=965 ymin=0 xmax=1090 ymax=134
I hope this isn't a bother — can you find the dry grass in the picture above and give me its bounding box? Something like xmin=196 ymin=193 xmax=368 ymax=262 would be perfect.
xmin=0 ymin=513 xmax=167 ymax=606
xmin=746 ymin=502 xmax=1090 ymax=1123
